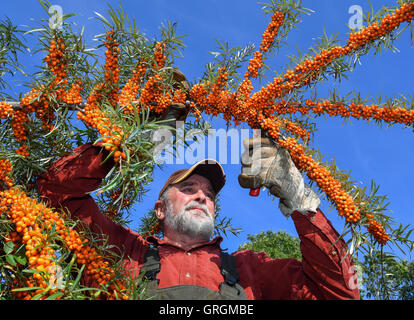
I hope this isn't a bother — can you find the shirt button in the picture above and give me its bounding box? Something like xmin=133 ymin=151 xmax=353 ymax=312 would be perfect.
xmin=185 ymin=272 xmax=191 ymax=278
xmin=187 ymin=252 xmax=191 ymax=256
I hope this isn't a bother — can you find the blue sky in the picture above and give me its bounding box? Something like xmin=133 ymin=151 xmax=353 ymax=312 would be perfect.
xmin=2 ymin=0 xmax=414 ymax=258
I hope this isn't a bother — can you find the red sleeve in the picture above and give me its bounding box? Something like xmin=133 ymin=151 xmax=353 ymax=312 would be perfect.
xmin=36 ymin=143 xmax=141 ymax=256
xmin=234 ymin=208 xmax=360 ymax=300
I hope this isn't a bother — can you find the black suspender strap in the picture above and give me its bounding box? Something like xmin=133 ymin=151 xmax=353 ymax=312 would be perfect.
xmin=139 ymin=246 xmax=247 ymax=299
xmin=140 ymin=246 xmax=161 ymax=284
xmin=219 ymin=251 xmax=244 ymax=297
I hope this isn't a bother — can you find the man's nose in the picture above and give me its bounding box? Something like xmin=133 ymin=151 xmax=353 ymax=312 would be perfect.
xmin=193 ymin=189 xmax=207 ymax=203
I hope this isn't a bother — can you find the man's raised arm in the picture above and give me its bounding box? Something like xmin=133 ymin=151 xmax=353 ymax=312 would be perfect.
xmin=36 ymin=143 xmax=141 ymax=255
xmin=237 ymin=136 xmax=360 ymax=300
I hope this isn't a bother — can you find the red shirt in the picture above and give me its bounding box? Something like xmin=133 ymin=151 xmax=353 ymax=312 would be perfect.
xmin=37 ymin=143 xmax=360 ymax=300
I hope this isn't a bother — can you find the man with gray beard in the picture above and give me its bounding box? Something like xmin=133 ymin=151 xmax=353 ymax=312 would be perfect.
xmin=162 ymin=198 xmax=215 ymax=242
xmin=37 ymin=139 xmax=360 ymax=300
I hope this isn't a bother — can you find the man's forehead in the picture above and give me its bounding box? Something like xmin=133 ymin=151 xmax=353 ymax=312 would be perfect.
xmin=175 ymin=174 xmax=214 ymax=192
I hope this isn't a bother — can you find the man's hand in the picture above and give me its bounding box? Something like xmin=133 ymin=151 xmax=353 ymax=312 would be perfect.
xmin=238 ymin=135 xmax=320 ymax=217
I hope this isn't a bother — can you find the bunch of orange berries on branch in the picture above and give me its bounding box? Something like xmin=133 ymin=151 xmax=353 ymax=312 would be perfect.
xmin=45 ymin=38 xmax=68 ymax=100
xmin=77 ymin=88 xmax=127 ymax=163
xmin=0 ymin=168 xmax=127 ymax=299
xmin=238 ymin=3 xmax=414 ymax=111
xmin=302 ymin=100 xmax=414 ymax=126
xmin=1 ymin=35 xmax=83 ymax=159
xmin=0 ymin=101 xmax=13 ymax=119
xmin=104 ymin=30 xmax=120 ymax=107
xmin=0 ymin=159 xmax=13 ymax=190
xmin=119 ymin=61 xmax=147 ymax=113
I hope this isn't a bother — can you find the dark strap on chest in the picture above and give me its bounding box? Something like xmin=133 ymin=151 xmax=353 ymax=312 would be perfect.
xmin=220 ymin=251 xmax=240 ymax=288
xmin=140 ymin=246 xmax=161 ymax=284
xmin=140 ymin=245 xmax=246 ymax=299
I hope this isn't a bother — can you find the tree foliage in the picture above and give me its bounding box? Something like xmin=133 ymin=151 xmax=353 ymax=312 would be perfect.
xmin=357 ymin=249 xmax=414 ymax=300
xmin=239 ymin=230 xmax=302 ymax=261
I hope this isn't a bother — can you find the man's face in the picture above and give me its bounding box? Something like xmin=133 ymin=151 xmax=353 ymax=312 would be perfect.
xmin=159 ymin=174 xmax=216 ymax=240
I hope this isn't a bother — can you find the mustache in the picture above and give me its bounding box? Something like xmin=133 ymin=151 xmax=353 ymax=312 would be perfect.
xmin=184 ymin=202 xmax=211 ymax=217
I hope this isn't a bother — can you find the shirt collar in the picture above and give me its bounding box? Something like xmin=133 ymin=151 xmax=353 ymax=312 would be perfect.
xmin=145 ymin=234 xmax=223 ymax=251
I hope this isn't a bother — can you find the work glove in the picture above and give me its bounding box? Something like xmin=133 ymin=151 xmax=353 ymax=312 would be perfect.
xmin=238 ymin=135 xmax=320 ymax=217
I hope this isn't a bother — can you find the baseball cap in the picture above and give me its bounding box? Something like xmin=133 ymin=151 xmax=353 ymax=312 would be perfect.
xmin=158 ymin=159 xmax=226 ymax=199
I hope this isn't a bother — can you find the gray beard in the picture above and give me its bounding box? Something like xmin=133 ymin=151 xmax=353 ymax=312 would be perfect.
xmin=164 ymin=200 xmax=215 ymax=241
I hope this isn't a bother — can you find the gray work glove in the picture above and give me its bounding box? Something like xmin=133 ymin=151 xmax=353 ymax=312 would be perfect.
xmin=238 ymin=136 xmax=320 ymax=217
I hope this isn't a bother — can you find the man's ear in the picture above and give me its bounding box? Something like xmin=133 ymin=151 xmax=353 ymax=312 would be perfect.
xmin=154 ymin=200 xmax=166 ymax=221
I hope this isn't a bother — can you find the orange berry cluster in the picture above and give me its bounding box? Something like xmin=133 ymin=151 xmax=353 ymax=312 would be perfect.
xmin=259 ymin=115 xmax=389 ymax=241
xmin=153 ymin=41 xmax=166 ymax=70
xmin=1 ymin=182 xmax=127 ymax=299
xmin=366 ymin=214 xmax=390 ymax=245
xmin=241 ymin=3 xmax=414 ymax=115
xmin=103 ymin=190 xmax=131 ymax=217
xmin=35 ymin=94 xmax=56 ymax=132
xmin=278 ymin=134 xmax=362 ymax=224
xmin=304 ymin=100 xmax=414 ymax=126
xmin=139 ymin=73 xmax=173 ymax=115
xmin=1 ymin=187 xmax=63 ymax=299
xmin=138 ymin=42 xmax=176 ymax=115
xmin=0 ymin=159 xmax=13 ymax=190
xmin=4 ymin=231 xmax=22 ymax=244
xmin=104 ymin=30 xmax=120 ymax=106
xmin=45 ymin=38 xmax=82 ymax=105
xmin=149 ymin=222 xmax=162 ymax=235
xmin=206 ymin=67 xmax=228 ymax=107
xmin=260 ymin=11 xmax=284 ymax=52
xmin=188 ymin=67 xmax=230 ymax=121
xmin=281 ymin=119 xmax=310 ymax=143
xmin=0 ymin=101 xmax=13 ymax=119
xmin=346 ymin=3 xmax=414 ymax=51
xmin=232 ymin=11 xmax=284 ymax=122
xmin=9 ymin=88 xmax=58 ymax=157
xmin=45 ymin=38 xmax=68 ymax=100
xmin=172 ymin=89 xmax=187 ymax=105
xmin=119 ymin=62 xmax=147 ymax=113
xmin=246 ymin=51 xmax=263 ymax=79
xmin=62 ymin=81 xmax=83 ymax=105
xmin=77 ymin=85 xmax=127 ymax=162
xmin=10 ymin=107 xmax=30 ymax=157
xmin=4 ymin=37 xmax=77 ymax=158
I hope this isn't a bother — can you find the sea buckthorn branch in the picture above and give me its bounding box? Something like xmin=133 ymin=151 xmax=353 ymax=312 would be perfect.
xmin=248 ymin=2 xmax=414 ymax=108
xmin=104 ymin=30 xmax=120 ymax=107
xmin=304 ymin=99 xmax=414 ymax=127
xmin=119 ymin=61 xmax=147 ymax=114
xmin=231 ymin=11 xmax=285 ymax=123
xmin=258 ymin=117 xmax=390 ymax=244
xmin=260 ymin=97 xmax=414 ymax=128
xmin=1 ymin=36 xmax=83 ymax=159
xmin=138 ymin=41 xmax=180 ymax=116
xmin=251 ymin=109 xmax=391 ymax=245
xmin=259 ymin=100 xmax=390 ymax=245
